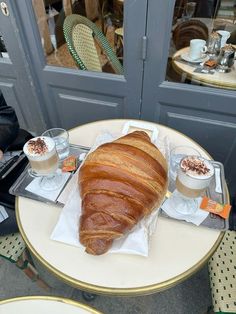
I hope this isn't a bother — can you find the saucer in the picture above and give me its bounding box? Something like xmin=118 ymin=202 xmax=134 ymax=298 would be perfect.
xmin=181 ymin=53 xmax=209 ymax=63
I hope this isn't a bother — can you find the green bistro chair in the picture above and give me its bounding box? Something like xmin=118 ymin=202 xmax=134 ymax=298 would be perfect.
xmin=0 ymin=232 xmax=50 ymax=290
xmin=0 ymin=232 xmax=25 ymax=263
xmin=63 ymin=14 xmax=123 ymax=75
xmin=208 ymin=231 xmax=236 ymax=314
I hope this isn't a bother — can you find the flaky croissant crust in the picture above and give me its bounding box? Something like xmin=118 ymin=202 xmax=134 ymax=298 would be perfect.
xmin=78 ymin=131 xmax=168 ymax=255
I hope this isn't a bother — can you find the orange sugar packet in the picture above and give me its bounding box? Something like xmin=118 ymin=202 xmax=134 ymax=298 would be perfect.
xmin=200 ymin=196 xmax=231 ymax=219
xmin=62 ymin=155 xmax=77 ymax=172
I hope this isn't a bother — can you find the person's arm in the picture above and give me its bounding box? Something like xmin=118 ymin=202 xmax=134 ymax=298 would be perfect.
xmin=0 ymin=93 xmax=19 ymax=153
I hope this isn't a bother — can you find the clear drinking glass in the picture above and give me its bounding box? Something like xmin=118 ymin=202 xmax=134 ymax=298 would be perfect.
xmin=183 ymin=2 xmax=196 ymax=20
xmin=217 ymin=46 xmax=235 ymax=73
xmin=23 ymin=136 xmax=63 ymax=191
xmin=174 ymin=155 xmax=215 ymax=215
xmin=169 ymin=146 xmax=200 ymax=181
xmin=42 ymin=128 xmax=70 ymax=161
xmin=207 ymin=32 xmax=221 ymax=57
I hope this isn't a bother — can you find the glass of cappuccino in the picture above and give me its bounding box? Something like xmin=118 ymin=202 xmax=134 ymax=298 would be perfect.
xmin=175 ymin=155 xmax=215 ymax=214
xmin=23 ymin=136 xmax=62 ymax=190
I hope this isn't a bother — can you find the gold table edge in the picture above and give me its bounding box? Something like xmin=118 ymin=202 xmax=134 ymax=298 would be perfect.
xmin=15 ymin=119 xmax=228 ymax=295
xmin=15 ymin=204 xmax=226 ymax=295
xmin=0 ymin=295 xmax=103 ymax=313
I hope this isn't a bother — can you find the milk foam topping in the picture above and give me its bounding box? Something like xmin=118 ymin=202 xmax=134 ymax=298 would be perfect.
xmin=178 ymin=156 xmax=214 ymax=190
xmin=180 ymin=156 xmax=214 ymax=179
xmin=23 ymin=136 xmax=55 ymax=160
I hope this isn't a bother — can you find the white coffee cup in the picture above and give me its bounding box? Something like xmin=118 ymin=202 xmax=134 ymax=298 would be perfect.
xmin=217 ymin=30 xmax=231 ymax=48
xmin=189 ymin=39 xmax=207 ymax=60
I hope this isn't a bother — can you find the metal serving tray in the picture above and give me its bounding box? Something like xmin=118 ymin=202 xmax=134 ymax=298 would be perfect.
xmin=10 ymin=143 xmax=229 ymax=230
xmin=161 ymin=161 xmax=229 ymax=230
xmin=9 ymin=144 xmax=90 ymax=205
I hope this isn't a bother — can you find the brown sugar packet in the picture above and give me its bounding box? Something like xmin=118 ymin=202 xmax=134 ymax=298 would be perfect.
xmin=62 ymin=155 xmax=77 ymax=172
xmin=204 ymin=60 xmax=217 ymax=69
xmin=200 ymin=196 xmax=231 ymax=219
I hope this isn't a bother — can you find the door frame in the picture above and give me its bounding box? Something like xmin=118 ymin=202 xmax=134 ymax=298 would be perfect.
xmin=11 ymin=0 xmax=148 ymax=131
xmin=0 ymin=0 xmax=47 ymax=134
xmin=141 ymin=0 xmax=236 ymax=196
xmin=141 ymin=0 xmax=236 ymax=121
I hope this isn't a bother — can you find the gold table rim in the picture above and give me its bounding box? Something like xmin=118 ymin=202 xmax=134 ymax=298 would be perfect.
xmin=16 ymin=119 xmax=228 ymax=296
xmin=0 ymin=295 xmax=103 ymax=313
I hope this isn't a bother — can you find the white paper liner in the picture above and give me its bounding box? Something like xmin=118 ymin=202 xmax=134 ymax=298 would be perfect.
xmin=161 ymin=190 xmax=209 ymax=226
xmin=52 ymin=124 xmax=167 ymax=256
xmin=25 ymin=170 xmax=71 ymax=202
xmin=51 ymin=183 xmax=160 ymax=256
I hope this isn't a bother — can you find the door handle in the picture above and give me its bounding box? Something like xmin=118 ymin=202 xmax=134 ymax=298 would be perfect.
xmin=142 ymin=36 xmax=147 ymax=61
xmin=0 ymin=2 xmax=9 ymax=16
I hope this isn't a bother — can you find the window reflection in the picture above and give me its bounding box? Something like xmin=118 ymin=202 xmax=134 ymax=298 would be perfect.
xmin=166 ymin=0 xmax=236 ymax=90
xmin=0 ymin=34 xmax=9 ymax=59
xmin=32 ymin=0 xmax=124 ymax=74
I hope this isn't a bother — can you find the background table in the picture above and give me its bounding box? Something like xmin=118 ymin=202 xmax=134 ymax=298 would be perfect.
xmin=172 ymin=47 xmax=236 ymax=90
xmin=16 ymin=119 xmax=226 ymax=296
xmin=173 ymin=18 xmax=236 ymax=33
xmin=0 ymin=296 xmax=103 ymax=314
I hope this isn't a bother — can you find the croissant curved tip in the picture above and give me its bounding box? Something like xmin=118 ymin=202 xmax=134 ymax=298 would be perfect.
xmin=83 ymin=238 xmax=113 ymax=256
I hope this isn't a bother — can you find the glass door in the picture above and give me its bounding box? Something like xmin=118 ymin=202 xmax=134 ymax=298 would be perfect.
xmin=0 ymin=1 xmax=46 ymax=134
xmin=32 ymin=0 xmax=124 ymax=73
xmin=14 ymin=0 xmax=147 ymax=130
xmin=167 ymin=0 xmax=236 ymax=90
xmin=0 ymin=33 xmax=10 ymax=59
xmin=141 ymin=0 xmax=236 ymax=196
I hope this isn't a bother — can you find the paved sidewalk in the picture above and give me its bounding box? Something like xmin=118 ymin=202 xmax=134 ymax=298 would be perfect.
xmin=0 ymin=256 xmax=212 ymax=314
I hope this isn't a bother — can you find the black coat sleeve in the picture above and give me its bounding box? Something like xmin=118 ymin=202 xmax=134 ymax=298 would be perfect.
xmin=0 ymin=93 xmax=19 ymax=151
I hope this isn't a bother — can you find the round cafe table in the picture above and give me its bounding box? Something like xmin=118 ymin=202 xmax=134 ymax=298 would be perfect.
xmin=0 ymin=296 xmax=103 ymax=314
xmin=172 ymin=47 xmax=236 ymax=90
xmin=16 ymin=119 xmax=226 ymax=296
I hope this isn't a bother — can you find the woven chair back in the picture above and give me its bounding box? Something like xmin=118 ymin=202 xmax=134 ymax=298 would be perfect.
xmin=72 ymin=24 xmax=102 ymax=72
xmin=63 ymin=14 xmax=123 ymax=74
xmin=0 ymin=233 xmax=25 ymax=262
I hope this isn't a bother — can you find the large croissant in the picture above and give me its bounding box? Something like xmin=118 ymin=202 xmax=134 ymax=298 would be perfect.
xmin=78 ymin=131 xmax=168 ymax=255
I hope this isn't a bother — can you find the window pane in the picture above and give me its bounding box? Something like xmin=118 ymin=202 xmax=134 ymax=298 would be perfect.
xmin=0 ymin=33 xmax=10 ymax=59
xmin=166 ymin=0 xmax=236 ymax=91
xmin=32 ymin=0 xmax=124 ymax=75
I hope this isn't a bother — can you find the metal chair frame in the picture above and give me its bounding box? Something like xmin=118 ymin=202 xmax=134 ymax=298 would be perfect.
xmin=208 ymin=230 xmax=236 ymax=313
xmin=0 ymin=232 xmax=50 ymax=290
xmin=63 ymin=14 xmax=123 ymax=74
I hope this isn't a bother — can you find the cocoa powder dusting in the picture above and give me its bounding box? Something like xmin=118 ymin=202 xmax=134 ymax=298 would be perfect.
xmin=28 ymin=138 xmax=48 ymax=155
xmin=181 ymin=157 xmax=210 ymax=175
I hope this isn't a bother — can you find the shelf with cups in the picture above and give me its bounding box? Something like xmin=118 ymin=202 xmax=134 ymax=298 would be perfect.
xmin=217 ymin=0 xmax=236 ymax=23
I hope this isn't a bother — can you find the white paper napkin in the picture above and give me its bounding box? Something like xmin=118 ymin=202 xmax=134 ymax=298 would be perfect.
xmin=52 ymin=128 xmax=166 ymax=256
xmin=161 ymin=190 xmax=209 ymax=226
xmin=26 ymin=171 xmax=71 ymax=202
xmin=57 ymin=132 xmax=116 ymax=205
xmin=0 ymin=205 xmax=9 ymax=223
xmin=51 ymin=183 xmax=160 ymax=256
